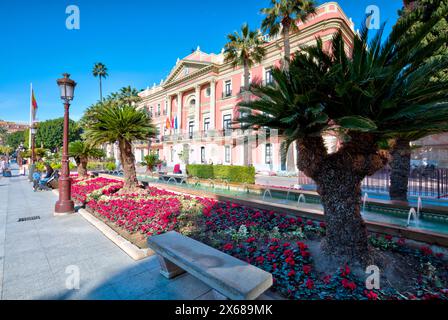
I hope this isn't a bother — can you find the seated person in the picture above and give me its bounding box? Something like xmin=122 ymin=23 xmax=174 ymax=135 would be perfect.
xmin=44 ymin=163 xmax=54 ymax=179
xmin=32 ymin=171 xmax=42 ymax=191
xmin=173 ymin=164 xmax=182 ymax=175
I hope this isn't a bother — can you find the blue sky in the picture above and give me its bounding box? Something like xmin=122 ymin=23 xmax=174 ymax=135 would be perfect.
xmin=0 ymin=0 xmax=403 ymax=123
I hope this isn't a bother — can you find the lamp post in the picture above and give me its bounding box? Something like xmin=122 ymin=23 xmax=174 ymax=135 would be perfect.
xmin=28 ymin=124 xmax=37 ymax=181
xmin=54 ymin=73 xmax=76 ymax=216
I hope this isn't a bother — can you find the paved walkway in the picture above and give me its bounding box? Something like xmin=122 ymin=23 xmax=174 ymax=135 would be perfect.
xmin=0 ymin=166 xmax=213 ymax=300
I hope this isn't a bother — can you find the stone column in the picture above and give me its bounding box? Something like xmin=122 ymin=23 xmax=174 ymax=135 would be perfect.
xmin=210 ymin=79 xmax=216 ymax=130
xmin=195 ymin=85 xmax=201 ymax=135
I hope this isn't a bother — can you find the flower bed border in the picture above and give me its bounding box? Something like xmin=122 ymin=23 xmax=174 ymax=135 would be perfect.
xmin=53 ymin=188 xmax=153 ymax=260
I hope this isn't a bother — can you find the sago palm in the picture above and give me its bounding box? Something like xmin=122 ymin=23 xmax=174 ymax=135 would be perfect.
xmin=84 ymin=102 xmax=157 ymax=192
xmin=92 ymin=63 xmax=108 ymax=101
xmin=238 ymin=3 xmax=448 ymax=264
xmin=69 ymin=140 xmax=105 ymax=179
xmin=261 ymin=0 xmax=316 ymax=70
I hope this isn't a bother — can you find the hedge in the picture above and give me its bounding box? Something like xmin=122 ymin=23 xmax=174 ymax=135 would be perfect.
xmin=186 ymin=164 xmax=255 ymax=184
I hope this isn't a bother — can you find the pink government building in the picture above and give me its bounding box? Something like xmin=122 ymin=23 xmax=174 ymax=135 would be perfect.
xmin=133 ymin=2 xmax=355 ymax=173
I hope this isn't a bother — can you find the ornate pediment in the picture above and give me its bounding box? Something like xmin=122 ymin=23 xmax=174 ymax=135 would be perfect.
xmin=164 ymin=60 xmax=212 ymax=86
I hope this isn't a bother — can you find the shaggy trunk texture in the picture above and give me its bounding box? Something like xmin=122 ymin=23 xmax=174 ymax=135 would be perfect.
xmin=75 ymin=156 xmax=88 ymax=179
xmin=118 ymin=139 xmax=139 ymax=192
xmin=282 ymin=23 xmax=291 ymax=71
xmin=297 ymin=134 xmax=387 ymax=265
xmin=389 ymin=138 xmax=411 ymax=202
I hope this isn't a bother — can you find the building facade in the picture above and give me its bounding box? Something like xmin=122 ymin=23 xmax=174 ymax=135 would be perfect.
xmin=134 ymin=2 xmax=355 ymax=173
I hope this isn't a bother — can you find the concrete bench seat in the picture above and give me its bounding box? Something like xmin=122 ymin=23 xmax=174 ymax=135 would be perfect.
xmin=147 ymin=231 xmax=273 ymax=300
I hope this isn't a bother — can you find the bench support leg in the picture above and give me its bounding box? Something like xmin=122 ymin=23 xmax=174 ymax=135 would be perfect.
xmin=212 ymin=290 xmax=230 ymax=300
xmin=158 ymin=256 xmax=185 ymax=279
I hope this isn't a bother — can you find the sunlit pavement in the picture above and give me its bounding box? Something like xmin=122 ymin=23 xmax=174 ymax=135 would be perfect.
xmin=0 ymin=165 xmax=213 ymax=300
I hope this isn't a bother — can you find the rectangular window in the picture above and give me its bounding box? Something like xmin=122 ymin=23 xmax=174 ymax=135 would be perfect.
xmin=225 ymin=145 xmax=231 ymax=163
xmin=223 ymin=114 xmax=232 ymax=136
xmin=203 ymin=117 xmax=210 ymax=137
xmin=157 ymin=104 xmax=161 ymax=116
xmin=188 ymin=121 xmax=194 ymax=139
xmin=170 ymin=147 xmax=174 ymax=162
xmin=224 ymin=80 xmax=232 ymax=97
xmin=205 ymin=87 xmax=211 ymax=97
xmin=265 ymin=143 xmax=272 ymax=164
xmin=201 ymin=147 xmax=206 ymax=164
xmin=150 ymin=106 xmax=154 ymax=118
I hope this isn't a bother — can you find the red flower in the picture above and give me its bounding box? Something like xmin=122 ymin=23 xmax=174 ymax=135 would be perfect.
xmin=287 ymin=270 xmax=296 ymax=277
xmin=256 ymin=256 xmax=265 ymax=264
xmin=303 ymin=265 xmax=312 ymax=275
xmin=306 ymin=278 xmax=314 ymax=289
xmin=365 ymin=290 xmax=378 ymax=300
xmin=297 ymin=242 xmax=308 ymax=251
xmin=341 ymin=265 xmax=351 ymax=277
xmin=421 ymin=246 xmax=433 ymax=256
xmin=319 ymin=222 xmax=326 ymax=228
xmin=396 ymin=238 xmax=406 ymax=246
xmin=323 ymin=275 xmax=331 ymax=284
xmin=301 ymin=251 xmax=310 ymax=258
xmin=341 ymin=279 xmax=357 ymax=291
xmin=285 ymin=257 xmax=295 ymax=266
xmin=223 ymin=243 xmax=233 ymax=251
xmin=283 ymin=249 xmax=293 ymax=257
xmin=246 ymin=237 xmax=256 ymax=244
xmin=385 ymin=235 xmax=393 ymax=241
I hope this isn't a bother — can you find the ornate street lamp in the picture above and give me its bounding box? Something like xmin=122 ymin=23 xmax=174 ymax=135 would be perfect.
xmin=54 ymin=73 xmax=76 ymax=216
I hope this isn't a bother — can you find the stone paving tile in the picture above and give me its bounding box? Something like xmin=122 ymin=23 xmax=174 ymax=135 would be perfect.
xmin=0 ymin=169 xmax=214 ymax=300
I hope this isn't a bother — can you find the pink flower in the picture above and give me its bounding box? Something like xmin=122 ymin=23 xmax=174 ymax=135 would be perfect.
xmin=287 ymin=270 xmax=296 ymax=277
xmin=365 ymin=290 xmax=378 ymax=300
xmin=303 ymin=265 xmax=312 ymax=275
xmin=306 ymin=278 xmax=314 ymax=289
xmin=223 ymin=243 xmax=233 ymax=251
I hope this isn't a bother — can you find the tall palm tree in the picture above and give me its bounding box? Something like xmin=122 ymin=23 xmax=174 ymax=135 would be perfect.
xmin=261 ymin=0 xmax=316 ymax=70
xmin=225 ymin=23 xmax=266 ymax=97
xmin=92 ymin=63 xmax=108 ymax=101
xmin=224 ymin=23 xmax=266 ymax=166
xmin=238 ymin=4 xmax=448 ymax=264
xmin=84 ymin=101 xmax=157 ymax=192
xmin=69 ymin=140 xmax=105 ymax=179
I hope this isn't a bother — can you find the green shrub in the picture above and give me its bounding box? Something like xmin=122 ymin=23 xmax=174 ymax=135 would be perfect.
xmin=105 ymin=162 xmax=116 ymax=171
xmin=186 ymin=164 xmax=255 ymax=184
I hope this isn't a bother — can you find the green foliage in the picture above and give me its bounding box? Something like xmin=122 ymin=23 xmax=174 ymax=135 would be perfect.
xmin=69 ymin=141 xmax=105 ymax=162
xmin=35 ymin=118 xmax=82 ymax=151
xmin=187 ymin=164 xmax=256 ymax=184
xmin=224 ymin=23 xmax=266 ymax=71
xmin=87 ymin=161 xmax=116 ymax=171
xmin=4 ymin=130 xmax=25 ymax=149
xmin=35 ymin=161 xmax=75 ymax=172
xmin=0 ymin=145 xmax=13 ymax=155
xmin=261 ymin=0 xmax=317 ymax=37
xmin=141 ymin=152 xmax=161 ymax=171
xmin=84 ymin=101 xmax=157 ymax=146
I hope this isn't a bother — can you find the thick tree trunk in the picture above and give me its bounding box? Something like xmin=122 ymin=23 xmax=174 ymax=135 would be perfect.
xmin=389 ymin=138 xmax=411 ymax=202
xmin=118 ymin=139 xmax=140 ymax=192
xmin=296 ymin=134 xmax=387 ymax=265
xmin=318 ymin=165 xmax=371 ymax=264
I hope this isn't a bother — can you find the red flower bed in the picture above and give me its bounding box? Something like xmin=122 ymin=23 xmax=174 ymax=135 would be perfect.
xmin=72 ymin=178 xmax=448 ymax=300
xmin=71 ymin=178 xmax=123 ymax=204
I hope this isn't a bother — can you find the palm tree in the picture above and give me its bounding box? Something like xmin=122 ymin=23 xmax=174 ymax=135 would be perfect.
xmin=238 ymin=5 xmax=448 ymax=264
xmin=117 ymin=86 xmax=142 ymax=106
xmin=92 ymin=63 xmax=108 ymax=101
xmin=84 ymin=101 xmax=157 ymax=192
xmin=224 ymin=23 xmax=266 ymax=166
xmin=141 ymin=152 xmax=162 ymax=176
xmin=69 ymin=140 xmax=105 ymax=179
xmin=225 ymin=23 xmax=266 ymax=97
xmin=261 ymin=0 xmax=316 ymax=70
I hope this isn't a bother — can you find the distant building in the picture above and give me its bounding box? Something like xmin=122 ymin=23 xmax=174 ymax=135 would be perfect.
xmin=134 ymin=2 xmax=356 ymax=173
xmin=0 ymin=120 xmax=28 ymax=145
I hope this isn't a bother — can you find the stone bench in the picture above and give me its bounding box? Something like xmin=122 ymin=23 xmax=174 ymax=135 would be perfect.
xmin=147 ymin=231 xmax=273 ymax=300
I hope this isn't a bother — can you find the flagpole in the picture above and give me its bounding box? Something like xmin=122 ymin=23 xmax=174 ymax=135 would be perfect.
xmin=29 ymin=83 xmax=33 ymax=148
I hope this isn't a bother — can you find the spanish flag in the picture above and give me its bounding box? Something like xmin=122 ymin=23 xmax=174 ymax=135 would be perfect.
xmin=165 ymin=117 xmax=171 ymax=130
